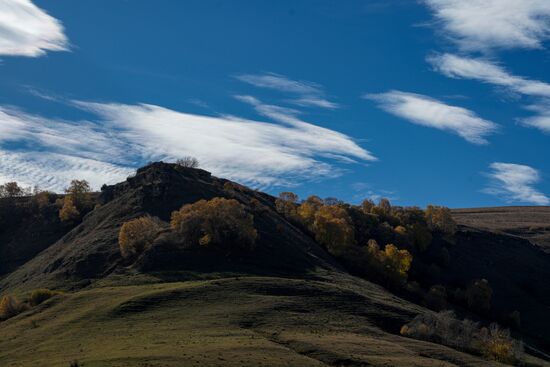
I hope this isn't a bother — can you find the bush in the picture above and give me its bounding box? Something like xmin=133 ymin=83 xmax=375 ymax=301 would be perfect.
xmin=0 ymin=295 xmax=26 ymax=320
xmin=401 ymin=311 xmax=524 ymax=364
xmin=171 ymin=197 xmax=257 ymax=252
xmin=425 ymin=285 xmax=447 ymax=310
xmin=29 ymin=289 xmax=59 ymax=307
xmin=119 ymin=216 xmax=162 ymax=258
xmin=480 ymin=323 xmax=524 ymax=364
xmin=176 ymin=156 xmax=199 ymax=168
xmin=466 ymin=279 xmax=492 ymax=313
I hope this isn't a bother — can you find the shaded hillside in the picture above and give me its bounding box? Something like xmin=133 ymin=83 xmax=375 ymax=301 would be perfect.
xmin=0 ymin=195 xmax=72 ymax=276
xmin=0 ymin=163 xmax=338 ymax=292
xmin=452 ymin=207 xmax=550 ymax=252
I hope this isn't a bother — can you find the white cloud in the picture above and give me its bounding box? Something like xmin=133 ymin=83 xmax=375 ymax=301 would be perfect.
xmin=428 ymin=53 xmax=550 ymax=98
xmin=423 ymin=0 xmax=550 ymax=51
xmin=0 ymin=98 xmax=374 ymax=191
xmin=484 ymin=162 xmax=549 ymax=205
xmin=0 ymin=151 xmax=132 ymax=191
xmin=365 ymin=90 xmax=498 ymax=144
xmin=74 ymin=99 xmax=374 ymax=188
xmin=235 ymin=72 xmax=339 ymax=109
xmin=0 ymin=0 xmax=69 ymax=57
xmin=521 ymin=101 xmax=550 ymax=133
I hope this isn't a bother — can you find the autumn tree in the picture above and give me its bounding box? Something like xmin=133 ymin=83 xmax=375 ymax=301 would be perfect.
xmin=171 ymin=197 xmax=257 ymax=252
xmin=297 ymin=195 xmax=324 ymax=227
xmin=60 ymin=180 xmax=92 ymax=222
xmin=59 ymin=196 xmax=80 ymax=222
xmin=119 ymin=216 xmax=162 ymax=258
xmin=312 ymin=205 xmax=355 ymax=256
xmin=425 ymin=205 xmax=457 ymax=235
xmin=275 ymin=192 xmax=299 ymax=221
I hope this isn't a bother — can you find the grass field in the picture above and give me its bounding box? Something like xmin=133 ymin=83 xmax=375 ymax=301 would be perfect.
xmin=2 ymin=274 xmax=541 ymax=367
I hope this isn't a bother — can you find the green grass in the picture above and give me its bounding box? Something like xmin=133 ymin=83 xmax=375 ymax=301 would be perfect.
xmin=0 ymin=276 xmax=545 ymax=367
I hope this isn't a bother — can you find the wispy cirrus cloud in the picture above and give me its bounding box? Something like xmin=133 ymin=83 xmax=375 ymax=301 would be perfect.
xmin=428 ymin=53 xmax=550 ymax=98
xmin=423 ymin=0 xmax=550 ymax=51
xmin=365 ymin=90 xmax=498 ymax=144
xmin=0 ymin=98 xmax=373 ymax=191
xmin=0 ymin=0 xmax=69 ymax=57
xmin=484 ymin=162 xmax=549 ymax=205
xmin=235 ymin=72 xmax=339 ymax=109
xmin=429 ymin=54 xmax=550 ymax=134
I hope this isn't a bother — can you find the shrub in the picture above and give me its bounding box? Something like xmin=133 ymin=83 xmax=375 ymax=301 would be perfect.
xmin=466 ymin=279 xmax=492 ymax=313
xmin=171 ymin=197 xmax=257 ymax=252
xmin=425 ymin=285 xmax=447 ymax=310
xmin=0 ymin=295 xmax=26 ymax=320
xmin=119 ymin=216 xmax=162 ymax=258
xmin=480 ymin=323 xmax=524 ymax=364
xmin=312 ymin=205 xmax=355 ymax=256
xmin=29 ymin=289 xmax=59 ymax=307
xmin=410 ymin=223 xmax=432 ymax=252
xmin=176 ymin=156 xmax=199 ymax=168
xmin=401 ymin=311 xmax=523 ymax=364
xmin=425 ymin=205 xmax=457 ymax=235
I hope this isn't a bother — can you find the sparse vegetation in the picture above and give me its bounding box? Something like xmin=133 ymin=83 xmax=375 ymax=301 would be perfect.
xmin=29 ymin=289 xmax=60 ymax=307
xmin=0 ymin=181 xmax=31 ymax=198
xmin=401 ymin=311 xmax=524 ymax=365
xmin=171 ymin=197 xmax=257 ymax=252
xmin=119 ymin=216 xmax=162 ymax=258
xmin=176 ymin=156 xmax=199 ymax=168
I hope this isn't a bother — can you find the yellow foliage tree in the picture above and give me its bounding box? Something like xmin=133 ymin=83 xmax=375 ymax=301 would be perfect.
xmin=425 ymin=205 xmax=457 ymax=235
xmin=59 ymin=196 xmax=80 ymax=222
xmin=119 ymin=216 xmax=162 ymax=258
xmin=297 ymin=195 xmax=324 ymax=227
xmin=171 ymin=197 xmax=257 ymax=252
xmin=312 ymin=205 xmax=355 ymax=256
xmin=275 ymin=192 xmax=299 ymax=220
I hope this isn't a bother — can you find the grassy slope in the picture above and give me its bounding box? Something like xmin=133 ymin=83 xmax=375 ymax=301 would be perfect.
xmin=2 ymin=274 xmax=542 ymax=367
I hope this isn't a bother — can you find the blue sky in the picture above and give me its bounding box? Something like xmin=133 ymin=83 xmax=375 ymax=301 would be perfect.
xmin=0 ymin=0 xmax=549 ymax=208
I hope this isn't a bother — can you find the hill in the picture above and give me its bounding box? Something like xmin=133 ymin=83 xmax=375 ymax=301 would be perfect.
xmin=0 ymin=163 xmax=549 ymax=366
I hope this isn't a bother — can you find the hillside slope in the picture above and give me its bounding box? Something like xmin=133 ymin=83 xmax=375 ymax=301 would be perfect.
xmin=452 ymin=207 xmax=550 ymax=252
xmin=0 ymin=164 xmax=549 ymax=366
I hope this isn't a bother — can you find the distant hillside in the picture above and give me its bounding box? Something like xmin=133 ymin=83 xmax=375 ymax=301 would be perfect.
xmin=452 ymin=207 xmax=550 ymax=252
